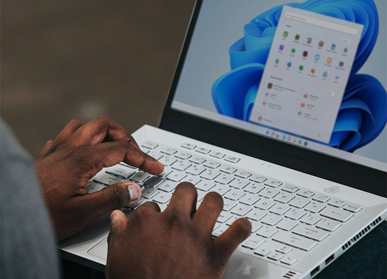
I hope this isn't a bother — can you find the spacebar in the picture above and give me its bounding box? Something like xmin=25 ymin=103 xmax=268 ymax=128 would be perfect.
xmin=272 ymin=231 xmax=318 ymax=251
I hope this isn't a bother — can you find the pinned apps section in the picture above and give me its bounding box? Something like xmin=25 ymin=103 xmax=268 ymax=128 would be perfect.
xmin=249 ymin=6 xmax=363 ymax=143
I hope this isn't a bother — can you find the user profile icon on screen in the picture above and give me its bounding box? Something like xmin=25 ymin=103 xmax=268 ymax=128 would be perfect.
xmin=267 ymin=83 xmax=273 ymax=89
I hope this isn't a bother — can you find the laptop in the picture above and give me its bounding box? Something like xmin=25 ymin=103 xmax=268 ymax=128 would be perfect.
xmin=59 ymin=0 xmax=387 ymax=278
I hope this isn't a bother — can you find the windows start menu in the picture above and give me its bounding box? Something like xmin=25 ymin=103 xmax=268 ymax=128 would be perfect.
xmin=249 ymin=6 xmax=363 ymax=143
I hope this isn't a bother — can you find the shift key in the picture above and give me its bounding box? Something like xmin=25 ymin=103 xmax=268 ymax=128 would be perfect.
xmin=272 ymin=231 xmax=317 ymax=251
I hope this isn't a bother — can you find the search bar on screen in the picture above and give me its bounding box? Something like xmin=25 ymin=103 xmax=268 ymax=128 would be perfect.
xmin=285 ymin=11 xmax=358 ymax=36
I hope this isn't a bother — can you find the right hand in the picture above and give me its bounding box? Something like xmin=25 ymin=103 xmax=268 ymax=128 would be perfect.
xmin=105 ymin=182 xmax=251 ymax=279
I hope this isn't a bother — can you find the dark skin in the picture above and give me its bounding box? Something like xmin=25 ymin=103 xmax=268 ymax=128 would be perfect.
xmin=35 ymin=115 xmax=251 ymax=278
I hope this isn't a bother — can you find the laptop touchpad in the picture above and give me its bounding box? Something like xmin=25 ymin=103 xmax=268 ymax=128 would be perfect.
xmin=88 ymin=237 xmax=108 ymax=260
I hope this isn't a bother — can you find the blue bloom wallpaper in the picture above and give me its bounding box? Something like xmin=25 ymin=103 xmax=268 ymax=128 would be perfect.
xmin=212 ymin=0 xmax=387 ymax=152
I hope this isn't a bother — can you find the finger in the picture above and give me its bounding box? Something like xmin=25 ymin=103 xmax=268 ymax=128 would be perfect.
xmin=65 ymin=115 xmax=139 ymax=148
xmin=164 ymin=182 xmax=197 ymax=217
xmin=38 ymin=140 xmax=54 ymax=157
xmin=80 ymin=141 xmax=164 ymax=175
xmin=193 ymin=192 xmax=223 ymax=236
xmin=135 ymin=200 xmax=161 ymax=213
xmin=75 ymin=182 xmax=142 ymax=226
xmin=54 ymin=119 xmax=84 ymax=144
xmin=107 ymin=210 xmax=128 ymax=248
xmin=213 ymin=218 xmax=251 ymax=264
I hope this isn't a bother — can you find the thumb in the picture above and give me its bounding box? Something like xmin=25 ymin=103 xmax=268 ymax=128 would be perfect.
xmin=107 ymin=210 xmax=128 ymax=247
xmin=77 ymin=182 xmax=141 ymax=225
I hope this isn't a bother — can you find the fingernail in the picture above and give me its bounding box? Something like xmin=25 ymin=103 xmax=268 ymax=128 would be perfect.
xmin=110 ymin=212 xmax=116 ymax=224
xmin=127 ymin=183 xmax=140 ymax=201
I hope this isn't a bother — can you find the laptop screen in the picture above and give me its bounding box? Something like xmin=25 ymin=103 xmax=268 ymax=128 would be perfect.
xmin=170 ymin=0 xmax=386 ymax=172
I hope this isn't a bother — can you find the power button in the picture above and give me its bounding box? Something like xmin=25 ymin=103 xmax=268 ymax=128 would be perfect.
xmin=325 ymin=185 xmax=339 ymax=194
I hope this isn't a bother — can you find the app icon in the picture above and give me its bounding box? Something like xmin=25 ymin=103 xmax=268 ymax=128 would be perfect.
xmin=276 ymin=134 xmax=280 ymax=138
xmin=301 ymin=103 xmax=305 ymax=108
xmin=262 ymin=101 xmax=267 ymax=106
xmin=298 ymin=111 xmax=302 ymax=116
xmin=298 ymin=140 xmax=302 ymax=144
xmin=319 ymin=41 xmax=324 ymax=47
xmin=266 ymin=130 xmax=270 ymax=135
xmin=303 ymin=94 xmax=308 ymax=98
xmin=291 ymin=48 xmax=296 ymax=54
xmin=307 ymin=37 xmax=312 ymax=44
xmin=303 ymin=51 xmax=308 ymax=57
xmin=323 ymin=71 xmax=328 ymax=78
xmin=268 ymin=83 xmax=273 ymax=89
xmin=293 ymin=138 xmax=297 ymax=142
xmin=314 ymin=54 xmax=320 ymax=61
xmin=331 ymin=44 xmax=336 ymax=50
xmin=339 ymin=61 xmax=344 ymax=67
xmin=275 ymin=58 xmax=280 ymax=64
xmin=287 ymin=136 xmax=291 ymax=141
xmin=258 ymin=116 xmax=263 ymax=121
xmin=304 ymin=141 xmax=308 ymax=146
xmin=295 ymin=34 xmax=300 ymax=40
xmin=282 ymin=135 xmax=286 ymax=140
xmin=271 ymin=131 xmax=276 ymax=136
xmin=327 ymin=57 xmax=332 ymax=64
xmin=287 ymin=62 xmax=292 ymax=68
xmin=335 ymin=76 xmax=340 ymax=80
xmin=283 ymin=31 xmax=289 ymax=37
xmin=344 ymin=47 xmax=348 ymax=53
xmin=279 ymin=44 xmax=284 ymax=51
xmin=299 ymin=65 xmax=304 ymax=71
xmin=311 ymin=68 xmax=316 ymax=74
xmin=265 ymin=92 xmax=269 ymax=97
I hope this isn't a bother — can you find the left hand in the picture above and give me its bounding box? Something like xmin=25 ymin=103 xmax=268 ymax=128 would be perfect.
xmin=35 ymin=115 xmax=164 ymax=241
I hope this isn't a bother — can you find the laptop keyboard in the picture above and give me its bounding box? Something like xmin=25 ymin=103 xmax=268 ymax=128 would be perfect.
xmin=86 ymin=140 xmax=362 ymax=266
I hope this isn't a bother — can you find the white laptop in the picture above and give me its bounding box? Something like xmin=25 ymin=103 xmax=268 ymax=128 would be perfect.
xmin=59 ymin=0 xmax=387 ymax=278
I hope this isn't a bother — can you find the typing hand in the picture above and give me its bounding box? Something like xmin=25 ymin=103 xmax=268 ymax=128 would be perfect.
xmin=106 ymin=183 xmax=251 ymax=279
xmin=34 ymin=115 xmax=164 ymax=241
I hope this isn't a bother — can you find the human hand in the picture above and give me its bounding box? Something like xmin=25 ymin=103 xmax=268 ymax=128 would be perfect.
xmin=106 ymin=183 xmax=251 ymax=279
xmin=34 ymin=115 xmax=164 ymax=241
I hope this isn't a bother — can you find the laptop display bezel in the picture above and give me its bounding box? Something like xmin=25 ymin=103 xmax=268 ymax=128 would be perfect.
xmin=159 ymin=0 xmax=387 ymax=198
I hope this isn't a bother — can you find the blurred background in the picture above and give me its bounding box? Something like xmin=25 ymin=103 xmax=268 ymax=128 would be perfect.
xmin=1 ymin=0 xmax=196 ymax=159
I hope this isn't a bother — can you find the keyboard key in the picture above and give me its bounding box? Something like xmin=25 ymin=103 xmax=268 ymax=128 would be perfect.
xmin=269 ymin=204 xmax=291 ymax=215
xmin=105 ymin=165 xmax=135 ymax=179
xmin=219 ymin=165 xmax=237 ymax=174
xmin=289 ymin=196 xmax=310 ymax=208
xmin=251 ymin=220 xmax=263 ymax=232
xmin=171 ymin=160 xmax=192 ymax=171
xmin=157 ymin=167 xmax=173 ymax=177
xmin=254 ymin=199 xmax=276 ymax=210
xmin=234 ymin=170 xmax=252 ymax=179
xmin=144 ymin=176 xmax=164 ymax=188
xmin=276 ymin=245 xmax=293 ymax=254
xmin=312 ymin=194 xmax=330 ymax=203
xmin=223 ymin=200 xmax=237 ymax=211
xmin=267 ymin=252 xmax=284 ymax=261
xmin=300 ymin=213 xmax=322 ymax=225
xmin=226 ymin=215 xmax=239 ymax=226
xmin=127 ymin=197 xmax=146 ymax=210
xmin=212 ymin=224 xmax=229 ymax=237
xmin=292 ymin=224 xmax=329 ymax=241
xmin=186 ymin=165 xmax=206 ymax=176
xmin=158 ymin=180 xmax=178 ymax=192
xmin=119 ymin=162 xmax=136 ymax=169
xmin=229 ymin=178 xmax=249 ymax=189
xmin=242 ymin=235 xmax=265 ymax=250
xmin=141 ymin=187 xmax=159 ymax=199
xmin=259 ymin=188 xmax=280 ymax=199
xmin=93 ymin=173 xmax=127 ymax=185
xmin=174 ymin=151 xmax=192 ymax=160
xmin=189 ymin=156 xmax=206 ymax=164
xmin=297 ymin=189 xmax=315 ymax=198
xmin=166 ymin=170 xmax=187 ymax=182
xmin=304 ymin=201 xmax=326 ymax=213
xmin=280 ymin=256 xmax=297 ymax=266
xmin=141 ymin=141 xmax=159 ymax=149
xmin=276 ymin=219 xmax=298 ymax=231
xmin=231 ymin=204 xmax=252 ymax=216
xmin=254 ymin=246 xmax=271 ymax=257
xmin=239 ymin=194 xmax=260 ymax=206
xmin=147 ymin=150 xmax=164 ymax=160
xmin=316 ymin=218 xmax=342 ymax=232
xmin=320 ymin=207 xmax=353 ymax=222
xmin=264 ymin=180 xmax=282 ymax=188
xmin=215 ymin=173 xmax=235 ymax=184
xmin=200 ymin=169 xmax=221 ymax=180
xmin=274 ymin=193 xmax=295 ymax=204
xmin=250 ymin=174 xmax=267 ymax=183
xmin=197 ymin=190 xmax=207 ymax=201
xmin=281 ymin=184 xmax=299 ymax=193
xmin=328 ymin=198 xmax=346 ymax=208
xmin=203 ymin=160 xmax=221 ymax=169
xmin=272 ymin=231 xmax=317 ymax=251
xmin=246 ymin=209 xmax=267 ymax=221
xmin=160 ymin=147 xmax=178 ymax=155
xmin=261 ymin=213 xmax=283 ymax=226
xmin=212 ymin=184 xmax=230 ymax=196
xmin=224 ymin=189 xmax=245 ymax=201
xmin=181 ymin=142 xmax=196 ymax=150
xmin=85 ymin=181 xmax=104 ymax=194
xmin=224 ymin=155 xmax=240 ymax=163
xmin=184 ymin=175 xmax=201 ymax=185
xmin=217 ymin=211 xmax=233 ymax=223
xmin=209 ymin=151 xmax=226 ymax=159
xmin=257 ymin=225 xmax=278 ymax=238
xmin=152 ymin=192 xmax=172 ymax=204
xmin=159 ymin=156 xmax=178 ymax=166
xmin=196 ymin=147 xmax=211 ymax=154
xmin=244 ymin=182 xmax=265 ymax=194
xmin=158 ymin=203 xmax=168 ymax=212
xmin=196 ymin=181 xmax=216 ymax=191
xmin=285 ymin=208 xmax=306 ymax=220
xmin=343 ymin=204 xmax=362 ymax=213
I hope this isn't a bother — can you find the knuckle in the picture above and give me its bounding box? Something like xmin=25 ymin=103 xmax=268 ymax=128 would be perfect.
xmin=167 ymin=210 xmax=189 ymax=227
xmin=97 ymin=114 xmax=111 ymax=123
xmin=69 ymin=119 xmax=83 ymax=126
